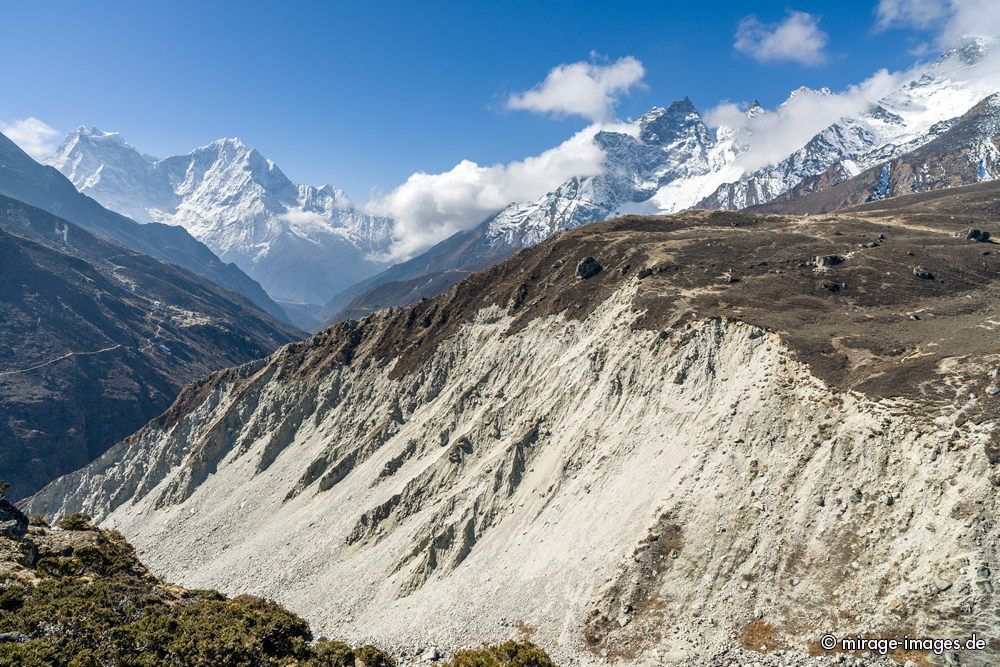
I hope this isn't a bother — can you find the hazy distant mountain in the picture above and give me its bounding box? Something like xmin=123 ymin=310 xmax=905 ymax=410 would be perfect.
xmin=0 ymin=131 xmax=288 ymax=322
xmin=0 ymin=193 xmax=301 ymax=500
xmin=48 ymin=131 xmax=395 ymax=314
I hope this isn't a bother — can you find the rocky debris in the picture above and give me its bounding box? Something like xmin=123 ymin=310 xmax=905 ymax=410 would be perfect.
xmin=0 ymin=499 xmax=27 ymax=538
xmin=576 ymin=256 xmax=602 ymax=279
xmin=960 ymin=229 xmax=991 ymax=242
xmin=637 ymin=267 xmax=653 ymax=279
xmin=421 ymin=646 xmax=441 ymax=661
xmin=986 ymin=385 xmax=1000 ymax=396
xmin=0 ymin=632 xmax=29 ymax=644
xmin=859 ymin=241 xmax=880 ymax=248
xmin=912 ymin=266 xmax=934 ymax=279
xmin=26 ymin=197 xmax=1000 ymax=666
xmin=679 ymin=646 xmax=905 ymax=666
xmin=814 ymin=255 xmax=844 ymax=268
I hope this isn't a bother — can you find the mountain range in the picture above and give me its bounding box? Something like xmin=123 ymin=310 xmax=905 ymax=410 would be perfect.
xmin=48 ymin=39 xmax=1000 ymax=335
xmin=0 ymin=124 xmax=308 ymax=499
xmin=48 ymin=130 xmax=395 ymax=324
xmin=0 ymin=131 xmax=288 ymax=322
xmin=319 ymin=37 xmax=1000 ymax=324
xmin=0 ymin=192 xmax=302 ymax=499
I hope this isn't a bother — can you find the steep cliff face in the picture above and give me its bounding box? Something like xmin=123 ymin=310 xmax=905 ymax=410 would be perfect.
xmin=28 ymin=188 xmax=1000 ymax=665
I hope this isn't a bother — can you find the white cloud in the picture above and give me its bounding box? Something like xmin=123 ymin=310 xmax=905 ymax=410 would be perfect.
xmin=875 ymin=0 xmax=1000 ymax=46
xmin=366 ymin=123 xmax=632 ymax=260
xmin=506 ymin=56 xmax=645 ymax=122
xmin=734 ymin=11 xmax=829 ymax=66
xmin=0 ymin=117 xmax=60 ymax=160
xmin=875 ymin=0 xmax=948 ymax=31
xmin=705 ymin=67 xmax=905 ymax=171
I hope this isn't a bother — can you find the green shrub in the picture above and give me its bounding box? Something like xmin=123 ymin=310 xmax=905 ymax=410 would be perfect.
xmin=28 ymin=514 xmax=49 ymax=527
xmin=309 ymin=640 xmax=355 ymax=666
xmin=56 ymin=512 xmax=95 ymax=531
xmin=354 ymin=644 xmax=395 ymax=667
xmin=0 ymin=525 xmax=555 ymax=667
xmin=448 ymin=641 xmax=556 ymax=667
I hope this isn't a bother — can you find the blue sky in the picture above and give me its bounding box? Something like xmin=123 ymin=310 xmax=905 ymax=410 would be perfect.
xmin=0 ymin=0 xmax=953 ymax=200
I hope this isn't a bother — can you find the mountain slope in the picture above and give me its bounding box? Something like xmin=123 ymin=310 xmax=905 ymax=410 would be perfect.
xmin=0 ymin=194 xmax=301 ymax=500
xmin=48 ymin=129 xmax=394 ymax=311
xmin=27 ymin=184 xmax=1000 ymax=665
xmin=0 ymin=131 xmax=288 ymax=322
xmin=750 ymin=93 xmax=1000 ymax=215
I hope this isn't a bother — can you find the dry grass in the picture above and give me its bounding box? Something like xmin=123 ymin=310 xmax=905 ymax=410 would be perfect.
xmin=738 ymin=619 xmax=788 ymax=653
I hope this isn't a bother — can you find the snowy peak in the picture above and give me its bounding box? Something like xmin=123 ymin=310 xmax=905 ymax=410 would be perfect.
xmin=47 ymin=130 xmax=396 ymax=311
xmin=159 ymin=136 xmax=299 ymax=207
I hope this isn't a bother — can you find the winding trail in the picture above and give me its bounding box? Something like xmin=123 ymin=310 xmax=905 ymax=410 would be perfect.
xmin=0 ymin=344 xmax=123 ymax=377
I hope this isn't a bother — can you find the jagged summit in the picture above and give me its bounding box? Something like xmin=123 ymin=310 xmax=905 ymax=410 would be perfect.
xmin=638 ymin=97 xmax=706 ymax=146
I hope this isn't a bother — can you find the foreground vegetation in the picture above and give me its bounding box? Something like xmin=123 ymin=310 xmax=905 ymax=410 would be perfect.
xmin=0 ymin=490 xmax=554 ymax=666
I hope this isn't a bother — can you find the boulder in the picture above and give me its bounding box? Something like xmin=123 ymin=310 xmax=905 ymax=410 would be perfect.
xmin=576 ymin=257 xmax=602 ymax=279
xmin=913 ymin=266 xmax=934 ymax=280
xmin=0 ymin=499 xmax=28 ymax=538
xmin=960 ymin=229 xmax=991 ymax=242
xmin=814 ymin=255 xmax=844 ymax=267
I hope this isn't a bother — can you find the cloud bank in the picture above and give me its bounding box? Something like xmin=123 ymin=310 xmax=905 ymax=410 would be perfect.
xmin=0 ymin=117 xmax=60 ymax=160
xmin=506 ymin=56 xmax=645 ymax=122
xmin=734 ymin=11 xmax=829 ymax=66
xmin=876 ymin=0 xmax=1000 ymax=48
xmin=366 ymin=123 xmax=633 ymax=260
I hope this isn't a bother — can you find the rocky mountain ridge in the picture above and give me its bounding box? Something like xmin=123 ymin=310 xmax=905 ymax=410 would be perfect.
xmin=27 ymin=183 xmax=1000 ymax=665
xmin=698 ymin=38 xmax=1000 ymax=211
xmin=751 ymin=93 xmax=1000 ymax=215
xmin=0 ymin=193 xmax=301 ymax=500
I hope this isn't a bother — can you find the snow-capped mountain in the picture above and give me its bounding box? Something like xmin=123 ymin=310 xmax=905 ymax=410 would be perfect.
xmin=47 ymin=131 xmax=394 ymax=311
xmin=485 ymin=98 xmax=746 ymax=249
xmin=699 ymin=38 xmax=1000 ymax=210
xmin=318 ymin=98 xmax=752 ymax=322
xmin=754 ymin=92 xmax=1000 ymax=214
